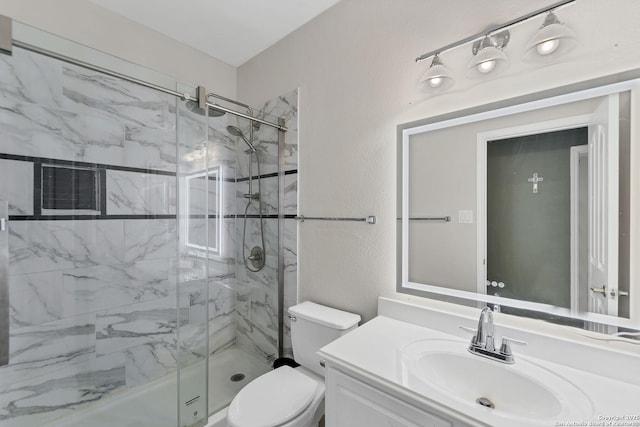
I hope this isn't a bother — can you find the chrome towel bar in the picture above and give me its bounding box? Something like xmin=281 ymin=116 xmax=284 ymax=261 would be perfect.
xmin=409 ymin=216 xmax=451 ymax=222
xmin=296 ymin=215 xmax=376 ymax=224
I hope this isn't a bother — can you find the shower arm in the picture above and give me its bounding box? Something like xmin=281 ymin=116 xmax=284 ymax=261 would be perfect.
xmin=212 ymin=93 xmax=260 ymax=197
xmin=207 ymin=93 xmax=254 ymax=118
xmin=207 ymin=93 xmax=257 ymax=166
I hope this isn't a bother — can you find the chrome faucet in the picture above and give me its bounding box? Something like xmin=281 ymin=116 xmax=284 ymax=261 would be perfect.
xmin=460 ymin=306 xmax=526 ymax=364
xmin=472 ymin=306 xmax=495 ymax=351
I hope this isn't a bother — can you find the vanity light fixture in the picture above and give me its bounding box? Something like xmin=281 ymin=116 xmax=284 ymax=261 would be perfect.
xmin=467 ymin=31 xmax=510 ymax=78
xmin=419 ymin=54 xmax=455 ymax=93
xmin=414 ymin=0 xmax=576 ymax=94
xmin=523 ymin=11 xmax=577 ymax=62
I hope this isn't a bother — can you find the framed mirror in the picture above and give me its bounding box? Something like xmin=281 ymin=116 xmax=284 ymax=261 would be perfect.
xmin=397 ymin=73 xmax=640 ymax=332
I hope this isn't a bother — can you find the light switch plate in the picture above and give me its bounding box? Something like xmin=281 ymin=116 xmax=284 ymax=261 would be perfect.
xmin=458 ymin=210 xmax=473 ymax=224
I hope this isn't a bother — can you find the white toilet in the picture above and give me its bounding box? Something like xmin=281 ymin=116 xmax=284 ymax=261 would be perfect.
xmin=227 ymin=301 xmax=361 ymax=427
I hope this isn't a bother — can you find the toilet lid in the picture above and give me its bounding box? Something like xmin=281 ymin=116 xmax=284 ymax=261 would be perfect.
xmin=227 ymin=366 xmax=318 ymax=427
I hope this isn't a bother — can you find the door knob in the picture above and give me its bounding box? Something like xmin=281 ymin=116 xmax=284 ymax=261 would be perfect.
xmin=590 ymin=286 xmax=607 ymax=295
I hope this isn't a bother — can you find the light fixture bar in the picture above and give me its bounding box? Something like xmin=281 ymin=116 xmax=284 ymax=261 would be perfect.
xmin=415 ymin=0 xmax=576 ymax=62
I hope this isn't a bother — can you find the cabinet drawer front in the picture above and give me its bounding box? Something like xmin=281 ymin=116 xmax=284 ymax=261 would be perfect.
xmin=326 ymin=368 xmax=453 ymax=427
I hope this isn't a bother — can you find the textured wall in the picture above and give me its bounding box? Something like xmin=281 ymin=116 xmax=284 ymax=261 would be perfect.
xmin=237 ymin=0 xmax=640 ymax=322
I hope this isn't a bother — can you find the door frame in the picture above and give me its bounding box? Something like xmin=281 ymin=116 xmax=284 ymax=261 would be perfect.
xmin=570 ymin=144 xmax=589 ymax=313
xmin=476 ymin=115 xmax=592 ymax=295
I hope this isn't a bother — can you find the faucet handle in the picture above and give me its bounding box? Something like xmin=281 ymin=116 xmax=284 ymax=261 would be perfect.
xmin=499 ymin=336 xmax=527 ymax=356
xmin=458 ymin=325 xmax=482 ymax=346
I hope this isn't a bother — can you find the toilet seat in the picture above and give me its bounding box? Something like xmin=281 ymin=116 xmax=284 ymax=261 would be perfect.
xmin=227 ymin=366 xmax=318 ymax=427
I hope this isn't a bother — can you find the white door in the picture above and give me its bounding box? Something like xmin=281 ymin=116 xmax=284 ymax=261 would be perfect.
xmin=570 ymin=145 xmax=589 ymax=314
xmin=587 ymin=93 xmax=619 ymax=319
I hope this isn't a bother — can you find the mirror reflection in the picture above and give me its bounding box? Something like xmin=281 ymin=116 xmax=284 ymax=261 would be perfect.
xmin=399 ymin=78 xmax=638 ymax=328
xmin=185 ymin=165 xmax=222 ymax=258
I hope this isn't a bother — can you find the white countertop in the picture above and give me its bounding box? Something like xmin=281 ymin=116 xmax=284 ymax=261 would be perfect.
xmin=319 ymin=315 xmax=640 ymax=427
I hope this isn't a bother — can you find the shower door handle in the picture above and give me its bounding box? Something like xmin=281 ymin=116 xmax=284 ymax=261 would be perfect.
xmin=0 ymin=201 xmax=8 ymax=366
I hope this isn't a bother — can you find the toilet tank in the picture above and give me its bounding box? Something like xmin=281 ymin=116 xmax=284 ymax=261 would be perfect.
xmin=288 ymin=301 xmax=360 ymax=376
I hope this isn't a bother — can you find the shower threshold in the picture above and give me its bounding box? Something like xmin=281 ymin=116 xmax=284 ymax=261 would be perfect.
xmin=46 ymin=345 xmax=271 ymax=427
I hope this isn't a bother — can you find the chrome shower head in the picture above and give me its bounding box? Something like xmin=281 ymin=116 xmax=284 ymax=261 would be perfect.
xmin=226 ymin=125 xmax=244 ymax=137
xmin=185 ymin=100 xmax=226 ymax=117
xmin=226 ymin=126 xmax=257 ymax=152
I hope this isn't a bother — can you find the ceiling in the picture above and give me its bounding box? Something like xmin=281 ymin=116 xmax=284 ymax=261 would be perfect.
xmin=89 ymin=0 xmax=341 ymax=67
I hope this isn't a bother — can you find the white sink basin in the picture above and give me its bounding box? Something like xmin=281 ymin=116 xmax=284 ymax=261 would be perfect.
xmin=400 ymin=339 xmax=593 ymax=423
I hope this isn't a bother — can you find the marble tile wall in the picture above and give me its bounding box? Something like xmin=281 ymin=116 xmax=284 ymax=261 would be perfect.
xmin=234 ymin=89 xmax=298 ymax=361
xmin=0 ymin=48 xmax=240 ymax=426
xmin=0 ymin=160 xmax=33 ymax=215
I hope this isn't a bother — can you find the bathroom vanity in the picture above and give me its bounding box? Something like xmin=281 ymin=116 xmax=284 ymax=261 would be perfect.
xmin=319 ymin=298 xmax=640 ymax=427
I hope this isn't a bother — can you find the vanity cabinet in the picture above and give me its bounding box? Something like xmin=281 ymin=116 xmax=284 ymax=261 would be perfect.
xmin=325 ymin=366 xmax=472 ymax=427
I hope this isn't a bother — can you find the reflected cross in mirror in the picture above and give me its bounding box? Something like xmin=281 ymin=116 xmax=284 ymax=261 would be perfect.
xmin=527 ymin=172 xmax=544 ymax=194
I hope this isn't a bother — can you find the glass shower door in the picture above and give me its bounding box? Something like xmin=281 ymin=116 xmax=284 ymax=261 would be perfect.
xmin=176 ymin=83 xmax=211 ymax=427
xmin=0 ymin=22 xmax=203 ymax=427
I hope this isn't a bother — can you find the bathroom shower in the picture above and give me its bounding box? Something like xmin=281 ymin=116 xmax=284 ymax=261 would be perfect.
xmin=188 ymin=92 xmax=267 ymax=272
xmin=206 ymin=91 xmax=267 ymax=273
xmin=0 ymin=18 xmax=295 ymax=426
xmin=226 ymin=124 xmax=266 ymax=272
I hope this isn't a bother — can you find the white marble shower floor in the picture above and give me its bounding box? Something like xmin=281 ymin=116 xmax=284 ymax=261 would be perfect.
xmin=46 ymin=345 xmax=271 ymax=427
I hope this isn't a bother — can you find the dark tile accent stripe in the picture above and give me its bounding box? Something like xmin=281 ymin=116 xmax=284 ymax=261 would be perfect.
xmin=2 ymin=153 xmax=239 ymax=182
xmin=33 ymin=161 xmax=42 ymax=215
xmin=237 ymin=169 xmax=297 ymax=182
xmin=1 ymin=153 xmax=176 ymax=177
xmin=9 ymin=214 xmax=177 ymax=221
xmin=8 ymin=214 xmax=297 ymax=221
xmin=99 ymin=169 xmax=107 ymax=216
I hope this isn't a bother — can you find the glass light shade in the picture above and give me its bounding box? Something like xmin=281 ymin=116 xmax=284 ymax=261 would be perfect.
xmin=467 ymin=46 xmax=509 ymax=78
xmin=477 ymin=59 xmax=496 ymax=74
xmin=419 ymin=63 xmax=455 ymax=94
xmin=523 ymin=21 xmax=577 ymax=63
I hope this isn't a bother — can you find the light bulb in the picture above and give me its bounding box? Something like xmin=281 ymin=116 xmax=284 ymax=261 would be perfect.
xmin=477 ymin=59 xmax=496 ymax=74
xmin=427 ymin=76 xmax=443 ymax=88
xmin=536 ymin=38 xmax=560 ymax=55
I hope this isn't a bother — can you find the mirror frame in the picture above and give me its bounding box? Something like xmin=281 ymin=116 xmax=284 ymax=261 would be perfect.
xmin=397 ymin=70 xmax=640 ymax=331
